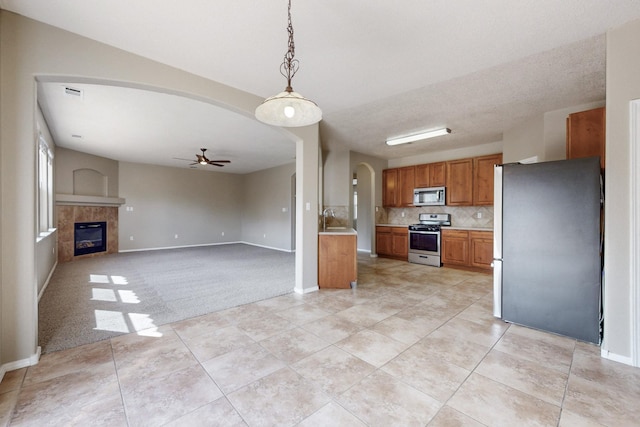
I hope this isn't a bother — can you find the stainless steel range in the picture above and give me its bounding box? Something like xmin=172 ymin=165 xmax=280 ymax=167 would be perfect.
xmin=408 ymin=213 xmax=451 ymax=267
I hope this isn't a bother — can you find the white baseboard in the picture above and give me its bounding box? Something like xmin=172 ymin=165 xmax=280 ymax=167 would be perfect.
xmin=0 ymin=346 xmax=41 ymax=382
xmin=601 ymin=348 xmax=635 ymax=367
xmin=119 ymin=241 xmax=293 ymax=254
xmin=38 ymin=261 xmax=58 ymax=302
xmin=294 ymin=285 xmax=319 ymax=295
xmin=119 ymin=241 xmax=243 ymax=253
xmin=240 ymin=241 xmax=293 ymax=253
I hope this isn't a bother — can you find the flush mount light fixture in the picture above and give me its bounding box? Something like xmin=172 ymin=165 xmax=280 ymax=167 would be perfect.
xmin=386 ymin=128 xmax=451 ymax=146
xmin=255 ymin=0 xmax=322 ymax=128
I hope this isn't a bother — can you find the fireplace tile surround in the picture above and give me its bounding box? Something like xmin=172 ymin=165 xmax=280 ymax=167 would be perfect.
xmin=56 ymin=205 xmax=119 ymax=262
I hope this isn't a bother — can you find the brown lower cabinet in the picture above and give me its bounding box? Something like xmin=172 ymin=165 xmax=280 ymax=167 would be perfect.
xmin=318 ymin=233 xmax=357 ymax=288
xmin=376 ymin=226 xmax=408 ymax=260
xmin=442 ymin=229 xmax=493 ymax=272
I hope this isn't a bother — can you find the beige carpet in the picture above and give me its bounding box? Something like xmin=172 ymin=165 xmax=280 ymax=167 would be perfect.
xmin=38 ymin=244 xmax=295 ymax=353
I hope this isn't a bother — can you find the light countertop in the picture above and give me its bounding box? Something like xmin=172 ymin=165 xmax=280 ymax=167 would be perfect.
xmin=319 ymin=227 xmax=357 ymax=235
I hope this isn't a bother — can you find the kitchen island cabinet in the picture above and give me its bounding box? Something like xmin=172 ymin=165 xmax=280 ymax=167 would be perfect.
xmin=318 ymin=229 xmax=357 ymax=288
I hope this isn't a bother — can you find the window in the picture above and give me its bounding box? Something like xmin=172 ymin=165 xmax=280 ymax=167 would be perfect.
xmin=38 ymin=135 xmax=54 ymax=234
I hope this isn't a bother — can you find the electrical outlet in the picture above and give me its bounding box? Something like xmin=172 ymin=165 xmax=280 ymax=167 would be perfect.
xmin=174 ymin=234 xmax=178 ymax=239
xmin=129 ymin=236 xmax=134 ymax=241
xmin=221 ymin=231 xmax=225 ymax=236
xmin=263 ymin=234 xmax=267 ymax=238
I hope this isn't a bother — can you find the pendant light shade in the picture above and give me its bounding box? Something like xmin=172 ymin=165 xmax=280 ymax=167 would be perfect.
xmin=255 ymin=90 xmax=322 ymax=127
xmin=255 ymin=0 xmax=322 ymax=127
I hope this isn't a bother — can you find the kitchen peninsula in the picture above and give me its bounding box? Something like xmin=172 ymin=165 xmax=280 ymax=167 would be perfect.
xmin=318 ymin=228 xmax=357 ymax=288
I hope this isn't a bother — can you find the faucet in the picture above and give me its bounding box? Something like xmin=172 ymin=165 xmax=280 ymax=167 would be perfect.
xmin=322 ymin=208 xmax=335 ymax=230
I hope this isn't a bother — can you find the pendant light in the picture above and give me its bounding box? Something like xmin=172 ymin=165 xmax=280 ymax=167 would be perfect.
xmin=255 ymin=0 xmax=322 ymax=127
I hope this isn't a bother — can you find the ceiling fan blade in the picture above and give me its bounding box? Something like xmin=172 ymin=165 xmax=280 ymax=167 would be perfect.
xmin=209 ymin=160 xmax=231 ymax=163
xmin=208 ymin=162 xmax=225 ymax=167
xmin=173 ymin=157 xmax=194 ymax=162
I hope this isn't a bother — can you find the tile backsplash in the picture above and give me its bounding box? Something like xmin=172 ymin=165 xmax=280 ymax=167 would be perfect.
xmin=385 ymin=206 xmax=494 ymax=229
xmin=322 ymin=205 xmax=494 ymax=230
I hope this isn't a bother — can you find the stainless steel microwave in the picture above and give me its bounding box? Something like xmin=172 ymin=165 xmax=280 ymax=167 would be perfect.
xmin=413 ymin=186 xmax=446 ymax=206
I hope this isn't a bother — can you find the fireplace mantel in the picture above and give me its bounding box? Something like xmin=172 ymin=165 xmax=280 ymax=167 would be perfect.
xmin=56 ymin=194 xmax=125 ymax=207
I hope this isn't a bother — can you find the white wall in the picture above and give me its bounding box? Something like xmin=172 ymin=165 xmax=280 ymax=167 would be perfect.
xmin=503 ymin=115 xmax=544 ymax=163
xmin=389 ymin=141 xmax=503 ymax=167
xmin=603 ymin=17 xmax=640 ymax=363
xmin=118 ymin=162 xmax=243 ymax=251
xmin=241 ymin=163 xmax=296 ymax=251
xmin=55 ymin=147 xmax=119 ymax=197
xmin=322 ymin=148 xmax=351 ymax=207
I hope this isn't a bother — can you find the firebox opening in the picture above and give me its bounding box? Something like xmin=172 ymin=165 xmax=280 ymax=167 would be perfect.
xmin=74 ymin=221 xmax=107 ymax=256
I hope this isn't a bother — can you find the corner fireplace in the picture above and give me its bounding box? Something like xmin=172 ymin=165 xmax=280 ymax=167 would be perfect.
xmin=74 ymin=221 xmax=107 ymax=256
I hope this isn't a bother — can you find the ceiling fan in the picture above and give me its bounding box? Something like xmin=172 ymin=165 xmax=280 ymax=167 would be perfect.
xmin=174 ymin=148 xmax=231 ymax=167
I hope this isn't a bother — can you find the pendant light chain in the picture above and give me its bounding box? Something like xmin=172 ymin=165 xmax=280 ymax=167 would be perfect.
xmin=280 ymin=0 xmax=299 ymax=93
xmin=254 ymin=0 xmax=322 ymax=127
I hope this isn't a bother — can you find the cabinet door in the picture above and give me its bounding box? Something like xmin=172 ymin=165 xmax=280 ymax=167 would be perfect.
xmin=398 ymin=166 xmax=415 ymax=207
xmin=319 ymin=234 xmax=357 ymax=288
xmin=376 ymin=227 xmax=392 ymax=256
xmin=391 ymin=228 xmax=408 ymax=259
xmin=414 ymin=163 xmax=431 ymax=188
xmin=429 ymin=162 xmax=446 ymax=187
xmin=441 ymin=230 xmax=469 ymax=265
xmin=415 ymin=162 xmax=446 ymax=188
xmin=446 ymin=159 xmax=473 ymax=206
xmin=473 ymin=154 xmax=502 ymax=206
xmin=469 ymin=231 xmax=493 ymax=270
xmin=382 ymin=169 xmax=398 ymax=207
xmin=567 ymin=107 xmax=605 ymax=169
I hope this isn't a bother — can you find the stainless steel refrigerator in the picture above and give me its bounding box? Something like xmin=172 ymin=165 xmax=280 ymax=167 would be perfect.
xmin=493 ymin=157 xmax=602 ymax=344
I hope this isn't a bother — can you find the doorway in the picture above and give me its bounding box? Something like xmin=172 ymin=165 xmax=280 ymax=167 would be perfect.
xmin=354 ymin=163 xmax=376 ymax=254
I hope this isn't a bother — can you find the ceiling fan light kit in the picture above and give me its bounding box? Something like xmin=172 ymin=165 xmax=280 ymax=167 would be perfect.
xmin=385 ymin=128 xmax=451 ymax=146
xmin=175 ymin=148 xmax=230 ymax=167
xmin=255 ymin=0 xmax=322 ymax=128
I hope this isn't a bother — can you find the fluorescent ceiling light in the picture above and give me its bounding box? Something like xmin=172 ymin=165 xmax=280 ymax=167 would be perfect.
xmin=386 ymin=128 xmax=451 ymax=146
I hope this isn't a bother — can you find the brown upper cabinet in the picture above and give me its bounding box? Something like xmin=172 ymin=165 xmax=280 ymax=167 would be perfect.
xmin=446 ymin=154 xmax=502 ymax=206
xmin=384 ymin=154 xmax=501 ymax=207
xmin=398 ymin=166 xmax=416 ymax=207
xmin=415 ymin=162 xmax=446 ymax=188
xmin=473 ymin=154 xmax=502 ymax=206
xmin=567 ymin=107 xmax=605 ymax=170
xmin=382 ymin=168 xmax=398 ymax=207
xmin=445 ymin=158 xmax=474 ymax=206
xmin=383 ymin=166 xmax=415 ymax=207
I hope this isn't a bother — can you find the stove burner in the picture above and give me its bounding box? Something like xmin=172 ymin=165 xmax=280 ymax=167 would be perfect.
xmin=408 ymin=224 xmax=441 ymax=232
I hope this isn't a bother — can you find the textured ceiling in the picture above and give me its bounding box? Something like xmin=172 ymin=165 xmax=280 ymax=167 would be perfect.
xmin=2 ymin=0 xmax=640 ymax=171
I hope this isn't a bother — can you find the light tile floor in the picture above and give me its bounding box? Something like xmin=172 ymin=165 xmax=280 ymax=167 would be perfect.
xmin=2 ymin=255 xmax=640 ymax=426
